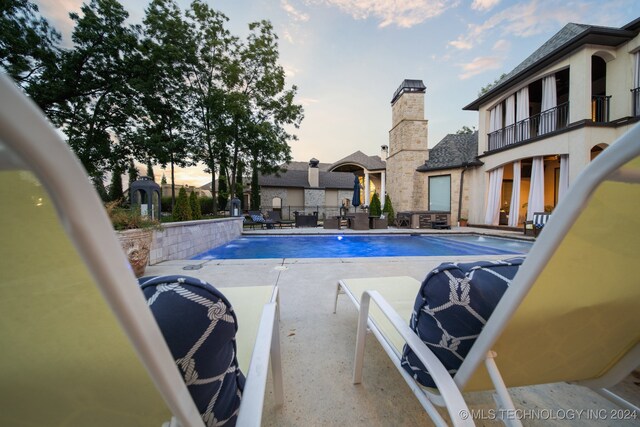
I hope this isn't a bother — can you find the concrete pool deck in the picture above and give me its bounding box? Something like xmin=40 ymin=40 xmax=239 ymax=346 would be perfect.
xmin=145 ymin=226 xmax=639 ymax=426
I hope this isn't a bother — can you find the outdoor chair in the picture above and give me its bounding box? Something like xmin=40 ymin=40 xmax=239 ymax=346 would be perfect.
xmin=349 ymin=212 xmax=370 ymax=230
xmin=249 ymin=210 xmax=276 ymax=229
xmin=244 ymin=215 xmax=259 ymax=229
xmin=523 ymin=212 xmax=550 ymax=237
xmin=395 ymin=212 xmax=411 ymax=228
xmin=267 ymin=210 xmax=295 ymax=228
xmin=0 ymin=74 xmax=282 ymax=426
xmin=334 ymin=123 xmax=640 ymax=426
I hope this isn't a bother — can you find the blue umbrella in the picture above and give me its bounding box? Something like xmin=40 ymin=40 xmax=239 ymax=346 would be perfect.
xmin=352 ymin=175 xmax=361 ymax=208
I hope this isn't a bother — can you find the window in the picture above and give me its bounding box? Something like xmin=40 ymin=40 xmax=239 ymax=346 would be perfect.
xmin=429 ymin=175 xmax=451 ymax=211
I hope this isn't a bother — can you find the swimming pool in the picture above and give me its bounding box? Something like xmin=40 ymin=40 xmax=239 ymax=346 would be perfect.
xmin=191 ymin=234 xmax=532 ymax=260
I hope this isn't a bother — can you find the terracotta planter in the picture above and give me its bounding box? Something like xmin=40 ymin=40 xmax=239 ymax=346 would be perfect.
xmin=117 ymin=228 xmax=153 ymax=277
xmin=459 ymin=220 xmax=468 ymax=227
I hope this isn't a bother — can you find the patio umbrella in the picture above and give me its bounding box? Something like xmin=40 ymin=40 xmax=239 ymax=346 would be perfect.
xmin=352 ymin=175 xmax=361 ymax=209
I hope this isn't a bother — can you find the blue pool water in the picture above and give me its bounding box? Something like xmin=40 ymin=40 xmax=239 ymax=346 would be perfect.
xmin=191 ymin=234 xmax=532 ymax=260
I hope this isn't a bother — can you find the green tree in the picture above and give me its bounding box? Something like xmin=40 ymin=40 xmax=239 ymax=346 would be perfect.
xmin=183 ymin=0 xmax=237 ymax=214
xmin=173 ymin=187 xmax=192 ymax=221
xmin=0 ymin=0 xmax=61 ymax=90
xmin=108 ymin=165 xmax=124 ymax=201
xmin=138 ymin=0 xmax=193 ymax=212
xmin=128 ymin=159 xmax=139 ymax=187
xmin=31 ymin=0 xmax=142 ymax=185
xmin=217 ymin=171 xmax=228 ymax=210
xmin=456 ymin=125 xmax=476 ymax=135
xmin=146 ymin=158 xmax=155 ymax=181
xmin=228 ymin=20 xmax=303 ymax=205
xmin=189 ymin=190 xmax=202 ymax=219
xmin=383 ymin=194 xmax=395 ymax=223
xmin=369 ymin=193 xmax=381 ymax=217
xmin=478 ymin=73 xmax=507 ymax=97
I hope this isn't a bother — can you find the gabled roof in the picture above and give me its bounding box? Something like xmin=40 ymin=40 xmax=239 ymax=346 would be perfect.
xmin=416 ymin=132 xmax=481 ymax=172
xmin=258 ymin=169 xmax=354 ymax=189
xmin=329 ymin=150 xmax=386 ymax=171
xmin=464 ymin=20 xmax=639 ymax=111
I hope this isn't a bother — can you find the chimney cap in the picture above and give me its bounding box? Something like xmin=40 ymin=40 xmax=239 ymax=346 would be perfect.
xmin=391 ymin=79 xmax=426 ymax=105
xmin=309 ymin=158 xmax=320 ymax=168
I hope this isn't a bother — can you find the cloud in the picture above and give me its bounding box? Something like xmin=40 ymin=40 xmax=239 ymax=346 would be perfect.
xmin=34 ymin=0 xmax=83 ymax=45
xmin=449 ymin=0 xmax=591 ymax=50
xmin=471 ymin=0 xmax=500 ymax=11
xmin=458 ymin=56 xmax=502 ymax=79
xmin=492 ymin=38 xmax=510 ymax=52
xmin=312 ymin=0 xmax=459 ymax=28
xmin=281 ymin=0 xmax=310 ymax=22
xmin=283 ymin=64 xmax=300 ymax=77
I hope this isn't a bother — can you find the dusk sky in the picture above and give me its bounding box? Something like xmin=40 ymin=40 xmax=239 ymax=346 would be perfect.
xmin=35 ymin=0 xmax=640 ymax=186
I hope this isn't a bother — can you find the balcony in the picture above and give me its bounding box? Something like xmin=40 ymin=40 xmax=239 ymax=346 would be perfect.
xmin=487 ymin=102 xmax=570 ymax=152
xmin=591 ymin=95 xmax=611 ymax=123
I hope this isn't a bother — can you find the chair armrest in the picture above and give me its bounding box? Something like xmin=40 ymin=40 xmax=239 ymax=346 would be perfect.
xmin=356 ymin=290 xmax=474 ymax=427
xmin=236 ymin=302 xmax=281 ymax=426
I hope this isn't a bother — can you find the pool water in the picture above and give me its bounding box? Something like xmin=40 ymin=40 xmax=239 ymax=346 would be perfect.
xmin=191 ymin=234 xmax=532 ymax=260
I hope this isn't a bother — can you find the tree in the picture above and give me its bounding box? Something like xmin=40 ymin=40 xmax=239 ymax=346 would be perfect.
xmin=217 ymin=170 xmax=228 ymax=210
xmin=369 ymin=193 xmax=381 ymax=217
xmin=227 ymin=20 xmax=303 ymax=206
xmin=128 ymin=159 xmax=139 ymax=187
xmin=456 ymin=125 xmax=476 ymax=135
xmin=29 ymin=0 xmax=143 ymax=185
xmin=189 ymin=190 xmax=202 ymax=219
xmin=478 ymin=73 xmax=507 ymax=97
xmin=146 ymin=158 xmax=155 ymax=181
xmin=383 ymin=194 xmax=395 ymax=223
xmin=0 ymin=0 xmax=61 ymax=90
xmin=138 ymin=0 xmax=193 ymax=212
xmin=173 ymin=187 xmax=192 ymax=221
xmin=108 ymin=165 xmax=124 ymax=201
xmin=183 ymin=0 xmax=237 ymax=214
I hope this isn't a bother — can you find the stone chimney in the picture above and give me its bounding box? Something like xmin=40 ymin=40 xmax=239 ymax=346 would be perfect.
xmin=308 ymin=158 xmax=320 ymax=187
xmin=380 ymin=145 xmax=388 ymax=160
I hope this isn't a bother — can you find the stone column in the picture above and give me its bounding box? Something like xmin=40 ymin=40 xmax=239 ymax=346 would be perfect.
xmin=380 ymin=171 xmax=386 ymax=209
xmin=364 ymin=170 xmax=370 ymax=206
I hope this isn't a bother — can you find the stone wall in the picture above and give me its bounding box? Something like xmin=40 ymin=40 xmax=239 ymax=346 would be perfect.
xmin=149 ymin=217 xmax=242 ymax=264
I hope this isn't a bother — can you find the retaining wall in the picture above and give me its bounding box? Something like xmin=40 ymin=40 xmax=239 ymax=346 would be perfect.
xmin=149 ymin=217 xmax=243 ymax=264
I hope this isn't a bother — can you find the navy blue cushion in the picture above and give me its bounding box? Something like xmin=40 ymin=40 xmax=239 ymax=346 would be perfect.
xmin=401 ymin=258 xmax=524 ymax=388
xmin=139 ymin=275 xmax=245 ymax=426
xmin=251 ymin=214 xmax=265 ymax=223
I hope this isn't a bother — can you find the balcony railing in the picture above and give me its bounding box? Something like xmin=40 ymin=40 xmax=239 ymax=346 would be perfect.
xmin=591 ymin=95 xmax=611 ymax=123
xmin=488 ymin=102 xmax=570 ymax=152
xmin=632 ymin=88 xmax=640 ymax=117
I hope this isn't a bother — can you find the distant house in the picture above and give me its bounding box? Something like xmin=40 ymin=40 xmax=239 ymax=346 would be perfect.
xmin=463 ymin=18 xmax=640 ymax=226
xmin=258 ymin=152 xmax=386 ymax=219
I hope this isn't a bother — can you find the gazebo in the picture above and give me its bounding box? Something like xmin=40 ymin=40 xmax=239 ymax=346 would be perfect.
xmin=130 ymin=176 xmax=161 ymax=219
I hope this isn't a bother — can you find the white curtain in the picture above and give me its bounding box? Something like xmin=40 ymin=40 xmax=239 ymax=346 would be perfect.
xmin=539 ymin=75 xmax=557 ymax=135
xmin=516 ymin=87 xmax=530 ymax=141
xmin=527 ymin=157 xmax=545 ymax=221
xmin=504 ymin=95 xmax=515 ymax=146
xmin=489 ymin=103 xmax=503 ymax=149
xmin=508 ymin=161 xmax=521 ymax=227
xmin=484 ymin=167 xmax=504 ymax=225
xmin=558 ymin=155 xmax=569 ymax=202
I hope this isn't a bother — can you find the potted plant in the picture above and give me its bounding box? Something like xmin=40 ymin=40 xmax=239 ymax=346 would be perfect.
xmin=459 ymin=217 xmax=468 ymax=227
xmin=106 ymin=201 xmax=162 ymax=277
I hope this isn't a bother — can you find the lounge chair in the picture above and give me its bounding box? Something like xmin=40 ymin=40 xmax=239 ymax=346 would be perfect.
xmin=523 ymin=211 xmax=550 ymax=237
xmin=267 ymin=210 xmax=295 ymax=228
xmin=0 ymin=74 xmax=282 ymax=426
xmin=249 ymin=210 xmax=276 ymax=229
xmin=335 ymin=123 xmax=640 ymax=426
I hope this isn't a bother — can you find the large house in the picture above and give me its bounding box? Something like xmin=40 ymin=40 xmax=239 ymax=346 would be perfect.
xmin=463 ymin=18 xmax=640 ymax=226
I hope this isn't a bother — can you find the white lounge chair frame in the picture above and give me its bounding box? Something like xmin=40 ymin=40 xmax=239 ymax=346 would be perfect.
xmin=336 ymin=123 xmax=640 ymax=426
xmin=0 ymin=74 xmax=282 ymax=426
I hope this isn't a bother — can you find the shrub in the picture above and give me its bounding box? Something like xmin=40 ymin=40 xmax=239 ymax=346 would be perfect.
xmin=190 ymin=191 xmax=202 ymax=220
xmin=173 ymin=187 xmax=192 ymax=221
xmin=369 ymin=193 xmax=382 ymax=216
xmin=105 ymin=200 xmax=162 ymax=231
xmin=383 ymin=194 xmax=395 ymax=223
xmin=161 ymin=196 xmax=173 ymax=213
xmin=199 ymin=196 xmax=214 ymax=216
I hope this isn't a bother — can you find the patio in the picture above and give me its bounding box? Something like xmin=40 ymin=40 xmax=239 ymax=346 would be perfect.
xmin=145 ymin=227 xmax=639 ymax=426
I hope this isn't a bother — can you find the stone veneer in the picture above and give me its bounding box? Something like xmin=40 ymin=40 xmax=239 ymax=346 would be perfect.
xmin=149 ymin=217 xmax=243 ymax=264
xmin=387 ymin=90 xmax=429 ymax=212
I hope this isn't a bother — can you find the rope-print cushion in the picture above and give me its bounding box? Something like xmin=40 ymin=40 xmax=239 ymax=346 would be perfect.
xmin=140 ymin=275 xmax=245 ymax=426
xmin=251 ymin=214 xmax=265 ymax=223
xmin=401 ymin=258 xmax=524 ymax=388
